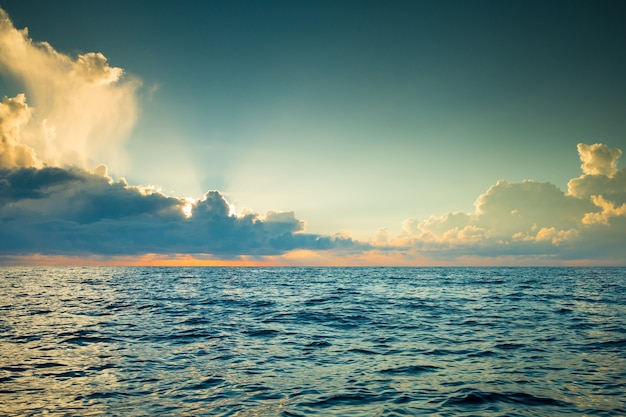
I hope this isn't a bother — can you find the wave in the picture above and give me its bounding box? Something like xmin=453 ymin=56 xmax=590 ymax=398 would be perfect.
xmin=1 ymin=266 xmax=624 ymax=416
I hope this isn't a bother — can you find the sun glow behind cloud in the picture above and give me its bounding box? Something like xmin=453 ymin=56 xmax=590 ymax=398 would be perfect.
xmin=182 ymin=198 xmax=195 ymax=218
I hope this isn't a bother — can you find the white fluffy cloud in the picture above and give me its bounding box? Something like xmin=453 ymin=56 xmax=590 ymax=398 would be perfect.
xmin=568 ymin=143 xmax=626 ymax=204
xmin=582 ymin=195 xmax=626 ymax=226
xmin=576 ymin=143 xmax=622 ymax=177
xmin=0 ymin=94 xmax=39 ymax=168
xmin=385 ymin=143 xmax=626 ymax=262
xmin=0 ymin=8 xmax=139 ymax=170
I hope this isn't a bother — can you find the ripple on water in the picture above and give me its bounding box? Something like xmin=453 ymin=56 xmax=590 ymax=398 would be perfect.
xmin=0 ymin=266 xmax=625 ymax=416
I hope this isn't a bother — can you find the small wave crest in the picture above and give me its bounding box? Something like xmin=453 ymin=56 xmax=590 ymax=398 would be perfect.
xmin=443 ymin=388 xmax=570 ymax=408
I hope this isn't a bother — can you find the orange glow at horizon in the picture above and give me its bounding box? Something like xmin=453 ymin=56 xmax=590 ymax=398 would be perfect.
xmin=2 ymin=254 xmax=276 ymax=267
xmin=0 ymin=251 xmax=611 ymax=267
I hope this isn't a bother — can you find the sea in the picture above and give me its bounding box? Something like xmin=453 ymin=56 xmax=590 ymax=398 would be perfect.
xmin=1 ymin=267 xmax=625 ymax=416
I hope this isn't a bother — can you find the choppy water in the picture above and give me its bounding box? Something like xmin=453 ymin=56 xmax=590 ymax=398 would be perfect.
xmin=1 ymin=267 xmax=625 ymax=416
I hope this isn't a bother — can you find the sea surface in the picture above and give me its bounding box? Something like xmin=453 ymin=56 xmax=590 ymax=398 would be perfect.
xmin=1 ymin=267 xmax=625 ymax=416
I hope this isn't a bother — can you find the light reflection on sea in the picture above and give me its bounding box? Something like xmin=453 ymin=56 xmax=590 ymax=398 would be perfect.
xmin=1 ymin=266 xmax=625 ymax=416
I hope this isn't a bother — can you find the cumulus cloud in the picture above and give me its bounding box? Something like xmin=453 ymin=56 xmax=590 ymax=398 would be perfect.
xmin=576 ymin=143 xmax=622 ymax=177
xmin=0 ymin=94 xmax=39 ymax=168
xmin=568 ymin=143 xmax=626 ymax=204
xmin=582 ymin=195 xmax=626 ymax=226
xmin=0 ymin=8 xmax=139 ymax=170
xmin=398 ymin=180 xmax=591 ymax=245
xmin=381 ymin=143 xmax=626 ymax=262
xmin=0 ymin=166 xmax=363 ymax=257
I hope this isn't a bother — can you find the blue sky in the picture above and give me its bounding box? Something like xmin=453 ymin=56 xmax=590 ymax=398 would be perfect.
xmin=0 ymin=1 xmax=625 ymax=265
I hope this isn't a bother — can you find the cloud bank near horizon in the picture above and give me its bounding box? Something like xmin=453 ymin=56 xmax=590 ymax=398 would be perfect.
xmin=1 ymin=7 xmax=625 ymax=265
xmin=0 ymin=165 xmax=362 ymax=257
xmin=378 ymin=143 xmax=626 ymax=263
xmin=1 ymin=134 xmax=624 ymax=263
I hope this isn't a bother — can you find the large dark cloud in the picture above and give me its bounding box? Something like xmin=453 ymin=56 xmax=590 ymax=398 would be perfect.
xmin=0 ymin=166 xmax=364 ymax=257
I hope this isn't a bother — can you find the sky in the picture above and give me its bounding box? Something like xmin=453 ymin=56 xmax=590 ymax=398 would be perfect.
xmin=0 ymin=0 xmax=625 ymax=265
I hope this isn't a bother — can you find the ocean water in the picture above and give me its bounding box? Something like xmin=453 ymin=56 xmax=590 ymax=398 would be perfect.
xmin=1 ymin=267 xmax=625 ymax=416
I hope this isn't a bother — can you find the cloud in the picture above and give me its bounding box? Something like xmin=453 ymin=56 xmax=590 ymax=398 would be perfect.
xmin=0 ymin=166 xmax=363 ymax=257
xmin=567 ymin=143 xmax=626 ymax=204
xmin=576 ymin=143 xmax=622 ymax=177
xmin=381 ymin=143 xmax=626 ymax=263
xmin=398 ymin=180 xmax=591 ymax=245
xmin=0 ymin=93 xmax=39 ymax=168
xmin=0 ymin=8 xmax=139 ymax=170
xmin=581 ymin=195 xmax=626 ymax=226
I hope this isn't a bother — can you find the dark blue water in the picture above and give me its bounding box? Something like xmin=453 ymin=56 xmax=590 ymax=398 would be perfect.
xmin=1 ymin=267 xmax=625 ymax=416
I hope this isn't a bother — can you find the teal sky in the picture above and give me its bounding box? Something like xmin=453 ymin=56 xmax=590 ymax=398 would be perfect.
xmin=1 ymin=1 xmax=625 ymax=258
